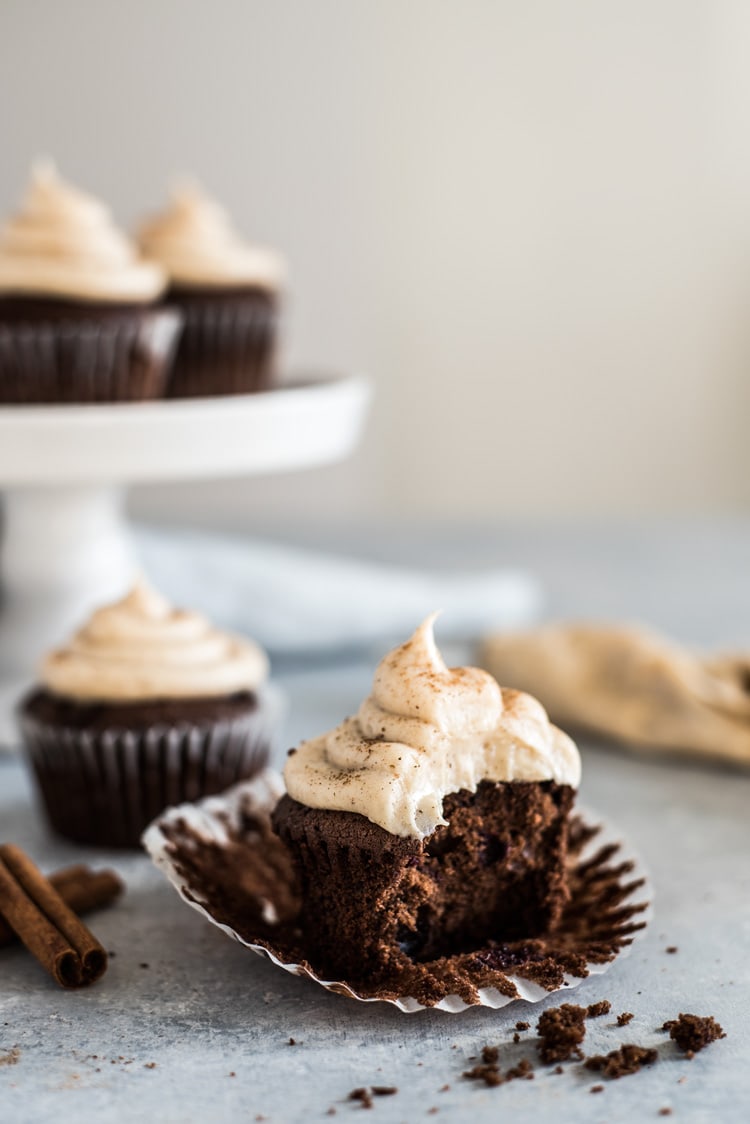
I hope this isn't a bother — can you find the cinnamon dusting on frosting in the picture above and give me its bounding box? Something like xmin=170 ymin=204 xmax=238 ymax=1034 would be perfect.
xmin=284 ymin=614 xmax=581 ymax=837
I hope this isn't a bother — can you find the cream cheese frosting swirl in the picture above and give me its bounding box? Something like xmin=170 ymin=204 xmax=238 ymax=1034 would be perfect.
xmin=0 ymin=162 xmax=166 ymax=302
xmin=137 ymin=183 xmax=285 ymax=290
xmin=284 ymin=613 xmax=581 ymax=837
xmin=41 ymin=580 xmax=269 ymax=702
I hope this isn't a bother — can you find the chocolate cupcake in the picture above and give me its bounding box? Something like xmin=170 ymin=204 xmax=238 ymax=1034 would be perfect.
xmin=138 ymin=184 xmax=285 ymax=398
xmin=272 ymin=614 xmax=581 ymax=984
xmin=19 ymin=581 xmax=277 ymax=849
xmin=0 ymin=162 xmax=181 ymax=403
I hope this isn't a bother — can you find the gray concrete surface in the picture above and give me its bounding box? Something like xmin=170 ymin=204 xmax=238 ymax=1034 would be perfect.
xmin=1 ymin=521 xmax=748 ymax=1122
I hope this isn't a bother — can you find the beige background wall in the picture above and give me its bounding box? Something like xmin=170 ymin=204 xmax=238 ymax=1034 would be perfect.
xmin=2 ymin=0 xmax=750 ymax=528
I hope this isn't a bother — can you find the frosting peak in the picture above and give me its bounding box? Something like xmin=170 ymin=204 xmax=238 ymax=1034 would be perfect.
xmin=372 ymin=612 xmax=502 ymax=734
xmin=41 ymin=579 xmax=268 ymax=702
xmin=0 ymin=162 xmax=166 ymax=303
xmin=137 ymin=183 xmax=285 ymax=290
xmin=284 ymin=616 xmax=581 ymax=838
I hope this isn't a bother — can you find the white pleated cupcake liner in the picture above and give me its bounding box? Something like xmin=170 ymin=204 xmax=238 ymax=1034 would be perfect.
xmin=143 ymin=772 xmax=652 ymax=1013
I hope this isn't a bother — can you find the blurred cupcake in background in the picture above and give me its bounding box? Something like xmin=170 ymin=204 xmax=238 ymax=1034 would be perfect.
xmin=0 ymin=161 xmax=181 ymax=403
xmin=138 ymin=182 xmax=285 ymax=398
xmin=19 ymin=579 xmax=279 ymax=848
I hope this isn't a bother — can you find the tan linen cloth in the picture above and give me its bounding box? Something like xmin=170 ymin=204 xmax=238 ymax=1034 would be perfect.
xmin=477 ymin=624 xmax=750 ymax=766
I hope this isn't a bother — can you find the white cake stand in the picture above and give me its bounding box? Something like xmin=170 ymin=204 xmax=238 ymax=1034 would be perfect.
xmin=0 ymin=373 xmax=371 ymax=741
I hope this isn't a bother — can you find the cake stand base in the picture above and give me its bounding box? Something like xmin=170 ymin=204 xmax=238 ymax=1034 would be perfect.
xmin=0 ymin=483 xmax=135 ymax=680
xmin=0 ymin=375 xmax=372 ymax=748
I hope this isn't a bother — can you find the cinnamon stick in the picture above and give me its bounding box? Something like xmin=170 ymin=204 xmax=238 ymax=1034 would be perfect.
xmin=0 ymin=845 xmax=108 ymax=988
xmin=0 ymin=864 xmax=123 ymax=949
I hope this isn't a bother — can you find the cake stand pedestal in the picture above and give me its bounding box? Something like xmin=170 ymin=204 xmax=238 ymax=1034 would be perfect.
xmin=0 ymin=374 xmax=371 ymax=744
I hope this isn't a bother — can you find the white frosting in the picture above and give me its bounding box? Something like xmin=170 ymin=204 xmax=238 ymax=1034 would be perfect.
xmin=137 ymin=183 xmax=285 ymax=290
xmin=41 ymin=579 xmax=269 ymax=702
xmin=0 ymin=162 xmax=166 ymax=302
xmin=284 ymin=614 xmax=581 ymax=837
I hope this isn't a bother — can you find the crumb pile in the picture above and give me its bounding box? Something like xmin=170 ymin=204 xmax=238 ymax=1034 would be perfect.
xmin=463 ymin=1046 xmax=534 ymax=1088
xmin=536 ymin=1004 xmax=587 ymax=1063
xmin=662 ymin=1014 xmax=726 ymax=1058
xmin=584 ymin=1044 xmax=658 ymax=1079
xmin=456 ymin=999 xmax=726 ymax=1103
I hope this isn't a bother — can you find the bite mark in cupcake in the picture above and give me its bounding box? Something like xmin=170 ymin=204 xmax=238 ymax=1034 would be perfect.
xmin=273 ymin=615 xmax=581 ymax=983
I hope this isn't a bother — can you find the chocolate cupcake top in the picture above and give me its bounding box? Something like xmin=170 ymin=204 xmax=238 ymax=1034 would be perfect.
xmin=137 ymin=184 xmax=285 ymax=291
xmin=284 ymin=614 xmax=581 ymax=837
xmin=0 ymin=162 xmax=166 ymax=304
xmin=41 ymin=580 xmax=268 ymax=703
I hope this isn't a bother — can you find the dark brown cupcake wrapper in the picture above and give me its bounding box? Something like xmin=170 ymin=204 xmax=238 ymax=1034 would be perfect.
xmin=165 ymin=289 xmax=278 ymax=398
xmin=0 ymin=307 xmax=182 ymax=404
xmin=20 ymin=686 xmax=281 ymax=849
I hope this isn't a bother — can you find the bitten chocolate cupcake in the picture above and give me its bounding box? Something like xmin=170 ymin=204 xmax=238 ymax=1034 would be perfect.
xmin=0 ymin=162 xmax=181 ymax=403
xmin=137 ymin=184 xmax=284 ymax=398
xmin=19 ymin=580 xmax=277 ymax=849
xmin=272 ymin=614 xmax=581 ymax=985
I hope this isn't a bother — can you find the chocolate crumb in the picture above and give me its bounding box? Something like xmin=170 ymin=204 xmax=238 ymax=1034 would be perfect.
xmin=513 ymin=1032 xmax=521 ymax=1044
xmin=481 ymin=1045 xmax=499 ymax=1064
xmin=662 ymin=1014 xmax=725 ymax=1055
xmin=349 ymin=1088 xmax=374 ymax=1109
xmin=144 ymin=1062 xmax=157 ymax=1070
xmin=516 ymin=1021 xmax=530 ymax=1031
xmin=659 ymin=1110 xmax=672 ymax=1117
xmin=666 ymin=946 xmax=678 ymax=954
xmin=553 ymin=1065 xmax=564 ymax=1075
xmin=617 ymin=1012 xmax=634 ymax=1027
xmin=536 ymin=1004 xmax=587 ymax=1063
xmin=584 ymin=1044 xmax=658 ymax=1079
xmin=427 ymin=1111 xmax=438 ymax=1117
xmin=371 ymin=1086 xmax=397 ymax=1096
xmin=326 ymin=1109 xmax=336 ymax=1117
xmin=586 ymin=1000 xmax=611 ymax=1018
xmin=439 ymin=1084 xmax=450 ymax=1092
xmin=590 ymin=1085 xmax=604 ymax=1094
xmin=287 ymin=747 xmax=297 ymax=756
xmin=463 ymin=1063 xmax=503 ymax=1088
xmin=506 ymin=1059 xmax=534 ymax=1081
xmin=288 ymin=1037 xmax=296 ymax=1046
xmin=139 ymin=962 xmax=149 ymax=969
xmin=228 ymin=1071 xmax=236 ymax=1078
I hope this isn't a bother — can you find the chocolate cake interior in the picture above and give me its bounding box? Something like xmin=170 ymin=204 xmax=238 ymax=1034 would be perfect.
xmin=272 ymin=780 xmax=574 ymax=981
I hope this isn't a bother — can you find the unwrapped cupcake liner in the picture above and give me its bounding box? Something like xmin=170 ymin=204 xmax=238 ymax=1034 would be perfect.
xmin=20 ymin=686 xmax=283 ymax=849
xmin=0 ymin=307 xmax=182 ymax=403
xmin=143 ymin=775 xmax=653 ymax=1013
xmin=165 ymin=289 xmax=278 ymax=398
